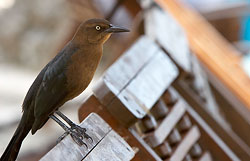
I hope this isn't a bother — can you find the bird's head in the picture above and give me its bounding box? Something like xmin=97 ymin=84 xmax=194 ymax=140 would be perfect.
xmin=74 ymin=19 xmax=129 ymax=44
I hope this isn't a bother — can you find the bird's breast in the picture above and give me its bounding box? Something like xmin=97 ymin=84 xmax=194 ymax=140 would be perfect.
xmin=65 ymin=47 xmax=102 ymax=99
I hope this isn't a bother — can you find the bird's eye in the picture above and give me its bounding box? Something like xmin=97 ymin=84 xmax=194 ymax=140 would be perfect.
xmin=95 ymin=25 xmax=101 ymax=31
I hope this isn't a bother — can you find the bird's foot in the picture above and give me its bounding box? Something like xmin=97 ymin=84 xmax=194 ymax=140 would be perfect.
xmin=50 ymin=114 xmax=92 ymax=147
xmin=69 ymin=128 xmax=88 ymax=147
xmin=71 ymin=124 xmax=93 ymax=143
xmin=56 ymin=125 xmax=90 ymax=147
xmin=65 ymin=125 xmax=92 ymax=147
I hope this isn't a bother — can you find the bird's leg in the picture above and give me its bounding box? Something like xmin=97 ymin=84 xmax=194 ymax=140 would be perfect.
xmin=56 ymin=131 xmax=69 ymax=144
xmin=55 ymin=111 xmax=93 ymax=143
xmin=49 ymin=115 xmax=88 ymax=147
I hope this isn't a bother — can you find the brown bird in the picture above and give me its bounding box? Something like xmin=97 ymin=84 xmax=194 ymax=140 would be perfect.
xmin=0 ymin=18 xmax=129 ymax=161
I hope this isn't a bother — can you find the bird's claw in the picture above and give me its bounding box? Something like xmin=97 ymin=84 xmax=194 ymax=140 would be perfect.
xmin=83 ymin=131 xmax=93 ymax=143
xmin=72 ymin=124 xmax=86 ymax=134
xmin=62 ymin=125 xmax=93 ymax=148
xmin=70 ymin=130 xmax=88 ymax=148
xmin=71 ymin=125 xmax=93 ymax=143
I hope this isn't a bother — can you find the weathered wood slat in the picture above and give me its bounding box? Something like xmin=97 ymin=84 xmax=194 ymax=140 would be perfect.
xmin=40 ymin=113 xmax=135 ymax=161
xmin=173 ymin=80 xmax=250 ymax=160
xmin=40 ymin=113 xmax=111 ymax=161
xmin=129 ymin=128 xmax=163 ymax=161
xmin=144 ymin=100 xmax=186 ymax=147
xmin=93 ymin=36 xmax=159 ymax=106
xmin=93 ymin=36 xmax=179 ymax=126
xmin=115 ymin=49 xmax=178 ymax=117
xmin=186 ymin=104 xmax=241 ymax=161
xmin=144 ymin=7 xmax=191 ymax=72
xmin=83 ymin=131 xmax=134 ymax=161
xmin=169 ymin=126 xmax=200 ymax=161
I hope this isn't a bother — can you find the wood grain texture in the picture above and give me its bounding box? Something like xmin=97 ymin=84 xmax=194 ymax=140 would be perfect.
xmin=40 ymin=113 xmax=111 ymax=161
xmin=94 ymin=36 xmax=179 ymax=126
xmin=40 ymin=113 xmax=135 ymax=161
xmin=145 ymin=7 xmax=191 ymax=72
xmin=83 ymin=131 xmax=135 ymax=161
xmin=155 ymin=0 xmax=250 ymax=111
xmin=115 ymin=49 xmax=178 ymax=117
xmin=93 ymin=36 xmax=159 ymax=106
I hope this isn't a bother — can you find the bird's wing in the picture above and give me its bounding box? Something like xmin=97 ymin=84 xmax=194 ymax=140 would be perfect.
xmin=34 ymin=57 xmax=68 ymax=118
xmin=22 ymin=66 xmax=48 ymax=111
xmin=34 ymin=46 xmax=77 ymax=119
xmin=22 ymin=54 xmax=65 ymax=112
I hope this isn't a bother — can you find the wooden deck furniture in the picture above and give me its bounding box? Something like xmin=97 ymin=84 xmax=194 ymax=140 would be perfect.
xmin=154 ymin=0 xmax=250 ymax=110
xmin=154 ymin=0 xmax=250 ymax=148
xmin=77 ymin=36 xmax=244 ymax=160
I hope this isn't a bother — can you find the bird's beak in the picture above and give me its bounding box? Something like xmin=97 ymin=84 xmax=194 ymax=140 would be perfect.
xmin=105 ymin=24 xmax=130 ymax=33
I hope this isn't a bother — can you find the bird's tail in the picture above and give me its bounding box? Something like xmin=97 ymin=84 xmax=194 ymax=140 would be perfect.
xmin=0 ymin=112 xmax=32 ymax=161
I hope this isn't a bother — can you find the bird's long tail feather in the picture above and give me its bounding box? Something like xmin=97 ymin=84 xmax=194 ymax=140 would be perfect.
xmin=0 ymin=112 xmax=31 ymax=161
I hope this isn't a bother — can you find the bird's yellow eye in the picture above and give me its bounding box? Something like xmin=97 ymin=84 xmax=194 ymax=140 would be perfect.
xmin=95 ymin=25 xmax=101 ymax=31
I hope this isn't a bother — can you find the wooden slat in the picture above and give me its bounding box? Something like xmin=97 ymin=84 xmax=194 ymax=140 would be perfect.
xmin=186 ymin=104 xmax=240 ymax=161
xmin=144 ymin=100 xmax=186 ymax=147
xmin=199 ymin=152 xmax=212 ymax=161
xmin=93 ymin=36 xmax=159 ymax=106
xmin=40 ymin=113 xmax=111 ymax=161
xmin=173 ymin=81 xmax=250 ymax=160
xmin=83 ymin=131 xmax=135 ymax=161
xmin=130 ymin=128 xmax=163 ymax=161
xmin=115 ymin=49 xmax=178 ymax=117
xmin=94 ymin=36 xmax=179 ymax=126
xmin=155 ymin=0 xmax=250 ymax=111
xmin=144 ymin=6 xmax=191 ymax=72
xmin=168 ymin=126 xmax=200 ymax=161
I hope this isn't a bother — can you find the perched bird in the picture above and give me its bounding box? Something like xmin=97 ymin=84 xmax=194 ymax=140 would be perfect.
xmin=1 ymin=18 xmax=129 ymax=161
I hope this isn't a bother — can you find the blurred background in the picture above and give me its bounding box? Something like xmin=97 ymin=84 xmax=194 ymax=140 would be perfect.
xmin=1 ymin=0 xmax=250 ymax=160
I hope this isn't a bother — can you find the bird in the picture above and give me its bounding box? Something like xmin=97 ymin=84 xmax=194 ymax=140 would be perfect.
xmin=0 ymin=18 xmax=129 ymax=161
